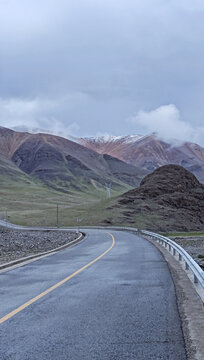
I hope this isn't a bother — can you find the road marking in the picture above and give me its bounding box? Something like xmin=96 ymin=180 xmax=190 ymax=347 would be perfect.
xmin=0 ymin=232 xmax=115 ymax=325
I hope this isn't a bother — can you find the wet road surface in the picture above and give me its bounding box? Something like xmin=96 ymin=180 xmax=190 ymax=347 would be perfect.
xmin=0 ymin=229 xmax=186 ymax=359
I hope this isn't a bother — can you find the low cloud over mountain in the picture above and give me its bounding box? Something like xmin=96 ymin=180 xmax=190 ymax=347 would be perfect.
xmin=81 ymin=133 xmax=204 ymax=183
xmin=129 ymin=104 xmax=204 ymax=146
xmin=0 ymin=127 xmax=146 ymax=194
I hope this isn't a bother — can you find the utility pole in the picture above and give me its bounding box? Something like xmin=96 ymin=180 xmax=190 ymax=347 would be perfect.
xmin=56 ymin=204 xmax=59 ymax=228
xmin=77 ymin=218 xmax=81 ymax=233
xmin=5 ymin=209 xmax=8 ymax=227
xmin=105 ymin=183 xmax=112 ymax=199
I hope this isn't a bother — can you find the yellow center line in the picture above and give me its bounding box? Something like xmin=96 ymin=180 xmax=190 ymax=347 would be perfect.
xmin=0 ymin=232 xmax=115 ymax=325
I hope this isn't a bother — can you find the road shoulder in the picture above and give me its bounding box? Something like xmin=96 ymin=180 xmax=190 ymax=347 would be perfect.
xmin=0 ymin=232 xmax=85 ymax=274
xmin=144 ymin=236 xmax=204 ymax=360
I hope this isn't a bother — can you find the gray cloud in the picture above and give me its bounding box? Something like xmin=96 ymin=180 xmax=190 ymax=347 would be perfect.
xmin=0 ymin=96 xmax=81 ymax=137
xmin=0 ymin=1 xmax=204 ymax=143
xmin=130 ymin=104 xmax=204 ymax=145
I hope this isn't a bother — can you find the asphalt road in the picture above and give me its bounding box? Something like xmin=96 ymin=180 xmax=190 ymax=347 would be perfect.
xmin=0 ymin=229 xmax=186 ymax=360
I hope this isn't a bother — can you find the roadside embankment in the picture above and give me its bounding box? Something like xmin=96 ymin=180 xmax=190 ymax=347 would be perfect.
xmin=169 ymin=236 xmax=204 ymax=270
xmin=0 ymin=227 xmax=78 ymax=265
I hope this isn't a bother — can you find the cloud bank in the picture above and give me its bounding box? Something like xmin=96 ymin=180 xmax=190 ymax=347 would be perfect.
xmin=0 ymin=1 xmax=204 ymax=142
xmin=0 ymin=96 xmax=82 ymax=138
xmin=130 ymin=105 xmax=204 ymax=145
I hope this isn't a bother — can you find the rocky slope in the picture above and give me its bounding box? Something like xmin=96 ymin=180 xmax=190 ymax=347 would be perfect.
xmin=169 ymin=236 xmax=204 ymax=269
xmin=109 ymin=165 xmax=204 ymax=231
xmin=0 ymin=127 xmax=146 ymax=193
xmin=80 ymin=134 xmax=204 ymax=183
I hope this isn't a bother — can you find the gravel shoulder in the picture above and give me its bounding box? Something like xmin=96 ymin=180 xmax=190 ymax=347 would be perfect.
xmin=170 ymin=236 xmax=204 ymax=270
xmin=0 ymin=227 xmax=78 ymax=265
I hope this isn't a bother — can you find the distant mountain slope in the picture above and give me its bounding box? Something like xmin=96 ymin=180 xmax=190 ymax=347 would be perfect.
xmin=0 ymin=153 xmax=31 ymax=182
xmin=0 ymin=151 xmax=104 ymax=227
xmin=0 ymin=127 xmax=146 ymax=193
xmin=80 ymin=134 xmax=204 ymax=183
xmin=0 ymin=127 xmax=30 ymax=158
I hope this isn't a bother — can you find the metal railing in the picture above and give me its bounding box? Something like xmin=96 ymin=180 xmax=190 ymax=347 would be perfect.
xmin=141 ymin=230 xmax=204 ymax=288
xmin=0 ymin=219 xmax=203 ymax=289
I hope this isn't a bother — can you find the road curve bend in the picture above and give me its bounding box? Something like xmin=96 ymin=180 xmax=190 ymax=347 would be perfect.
xmin=0 ymin=229 xmax=186 ymax=360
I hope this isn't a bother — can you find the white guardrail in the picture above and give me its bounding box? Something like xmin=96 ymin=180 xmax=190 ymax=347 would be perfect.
xmin=82 ymin=226 xmax=203 ymax=290
xmin=0 ymin=220 xmax=203 ymax=289
xmin=141 ymin=230 xmax=204 ymax=289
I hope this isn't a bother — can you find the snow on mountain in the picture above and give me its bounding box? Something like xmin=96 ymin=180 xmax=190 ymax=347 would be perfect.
xmin=83 ymin=134 xmax=147 ymax=144
xmin=80 ymin=133 xmax=204 ymax=183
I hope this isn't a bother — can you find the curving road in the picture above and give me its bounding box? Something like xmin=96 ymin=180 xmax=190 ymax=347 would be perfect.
xmin=0 ymin=229 xmax=186 ymax=360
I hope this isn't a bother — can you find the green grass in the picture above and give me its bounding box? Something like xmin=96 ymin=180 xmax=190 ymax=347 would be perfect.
xmin=0 ymin=153 xmax=139 ymax=228
xmin=2 ymin=176 xmax=204 ymax=231
xmin=1 ymin=159 xmax=203 ymax=232
xmin=161 ymin=232 xmax=204 ymax=237
xmin=0 ymin=162 xmax=131 ymax=227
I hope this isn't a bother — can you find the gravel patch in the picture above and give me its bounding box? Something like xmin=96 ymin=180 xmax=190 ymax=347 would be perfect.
xmin=0 ymin=227 xmax=78 ymax=265
xmin=170 ymin=237 xmax=204 ymax=270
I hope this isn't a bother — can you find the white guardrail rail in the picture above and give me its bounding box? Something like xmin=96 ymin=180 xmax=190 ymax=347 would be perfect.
xmin=141 ymin=230 xmax=204 ymax=289
xmin=82 ymin=226 xmax=204 ymax=290
xmin=0 ymin=220 xmax=203 ymax=290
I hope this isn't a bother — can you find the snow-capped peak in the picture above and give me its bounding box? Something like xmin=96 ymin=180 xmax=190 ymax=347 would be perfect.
xmin=84 ymin=134 xmax=147 ymax=144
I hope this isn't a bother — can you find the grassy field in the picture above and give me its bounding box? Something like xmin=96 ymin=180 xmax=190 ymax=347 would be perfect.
xmin=0 ymin=160 xmax=129 ymax=227
xmin=2 ymin=175 xmax=204 ymax=233
xmin=162 ymin=232 xmax=204 ymax=237
xmin=1 ymin=159 xmax=204 ymax=234
xmin=0 ymin=170 xmax=161 ymax=228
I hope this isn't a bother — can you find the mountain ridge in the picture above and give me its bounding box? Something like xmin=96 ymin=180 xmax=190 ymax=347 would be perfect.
xmin=0 ymin=127 xmax=146 ymax=194
xmin=80 ymin=134 xmax=204 ymax=183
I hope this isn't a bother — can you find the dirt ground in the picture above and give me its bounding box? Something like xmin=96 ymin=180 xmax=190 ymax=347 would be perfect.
xmin=170 ymin=236 xmax=204 ymax=270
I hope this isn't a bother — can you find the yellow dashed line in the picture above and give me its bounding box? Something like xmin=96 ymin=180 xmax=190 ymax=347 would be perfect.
xmin=0 ymin=232 xmax=115 ymax=325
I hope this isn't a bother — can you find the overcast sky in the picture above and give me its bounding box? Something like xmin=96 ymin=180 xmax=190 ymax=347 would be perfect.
xmin=0 ymin=0 xmax=204 ymax=145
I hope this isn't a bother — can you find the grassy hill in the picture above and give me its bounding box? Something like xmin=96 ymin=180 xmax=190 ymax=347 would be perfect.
xmin=1 ymin=162 xmax=204 ymax=232
xmin=0 ymin=155 xmax=129 ymax=227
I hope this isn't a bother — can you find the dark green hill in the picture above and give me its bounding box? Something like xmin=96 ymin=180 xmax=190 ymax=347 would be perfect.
xmin=81 ymin=165 xmax=204 ymax=231
xmin=110 ymin=165 xmax=204 ymax=231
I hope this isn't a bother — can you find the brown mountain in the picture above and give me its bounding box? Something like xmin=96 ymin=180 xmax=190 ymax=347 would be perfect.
xmin=0 ymin=127 xmax=146 ymax=193
xmin=110 ymin=165 xmax=204 ymax=231
xmin=80 ymin=134 xmax=204 ymax=183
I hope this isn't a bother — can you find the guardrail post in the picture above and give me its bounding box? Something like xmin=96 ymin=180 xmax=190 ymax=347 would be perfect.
xmin=142 ymin=230 xmax=203 ymax=292
xmin=185 ymin=262 xmax=189 ymax=270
